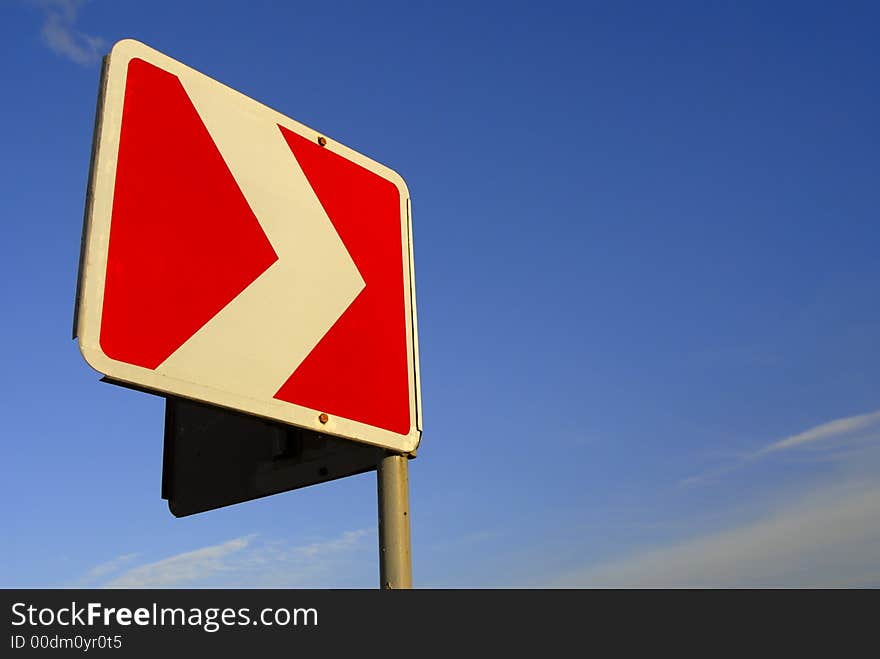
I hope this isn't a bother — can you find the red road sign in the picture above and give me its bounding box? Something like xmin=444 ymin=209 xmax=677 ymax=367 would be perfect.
xmin=75 ymin=40 xmax=422 ymax=453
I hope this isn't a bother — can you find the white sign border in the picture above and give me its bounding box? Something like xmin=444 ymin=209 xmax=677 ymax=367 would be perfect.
xmin=75 ymin=39 xmax=422 ymax=454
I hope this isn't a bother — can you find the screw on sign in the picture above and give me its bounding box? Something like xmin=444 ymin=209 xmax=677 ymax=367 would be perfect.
xmin=75 ymin=39 xmax=422 ymax=455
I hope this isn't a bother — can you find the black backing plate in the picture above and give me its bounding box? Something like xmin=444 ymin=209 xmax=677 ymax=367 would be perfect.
xmin=162 ymin=397 xmax=384 ymax=517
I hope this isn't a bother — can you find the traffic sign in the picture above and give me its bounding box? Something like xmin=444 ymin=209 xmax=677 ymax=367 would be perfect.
xmin=75 ymin=40 xmax=422 ymax=453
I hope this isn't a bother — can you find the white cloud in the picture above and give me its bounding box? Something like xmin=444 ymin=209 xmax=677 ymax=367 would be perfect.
xmin=681 ymin=409 xmax=880 ymax=486
xmin=238 ymin=530 xmax=374 ymax=588
xmin=560 ymin=411 xmax=880 ymax=588
xmin=91 ymin=529 xmax=373 ymax=588
xmin=754 ymin=410 xmax=880 ymax=456
xmin=556 ymin=480 xmax=880 ymax=587
xmin=551 ymin=411 xmax=880 ymax=587
xmin=294 ymin=529 xmax=371 ymax=558
xmin=33 ymin=0 xmax=105 ymax=65
xmin=105 ymin=536 xmax=254 ymax=588
xmin=71 ymin=552 xmax=140 ymax=586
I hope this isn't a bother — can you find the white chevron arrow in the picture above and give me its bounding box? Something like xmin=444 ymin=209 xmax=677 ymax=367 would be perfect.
xmin=155 ymin=73 xmax=365 ymax=399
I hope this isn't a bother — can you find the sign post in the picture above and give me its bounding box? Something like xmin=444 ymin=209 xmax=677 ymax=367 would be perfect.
xmin=377 ymin=453 xmax=413 ymax=589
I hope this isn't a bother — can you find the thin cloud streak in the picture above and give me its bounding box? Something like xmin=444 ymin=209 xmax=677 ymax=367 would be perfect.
xmin=680 ymin=409 xmax=880 ymax=487
xmin=295 ymin=530 xmax=370 ymax=558
xmin=754 ymin=410 xmax=880 ymax=456
xmin=70 ymin=552 xmax=140 ymax=587
xmin=34 ymin=0 xmax=105 ymax=65
xmin=91 ymin=530 xmax=373 ymax=588
xmin=105 ymin=536 xmax=254 ymax=588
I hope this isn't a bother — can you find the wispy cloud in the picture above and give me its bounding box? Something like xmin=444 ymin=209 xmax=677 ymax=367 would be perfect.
xmin=238 ymin=530 xmax=375 ymax=588
xmin=105 ymin=535 xmax=254 ymax=588
xmin=563 ymin=411 xmax=880 ymax=587
xmin=33 ymin=0 xmax=105 ymax=65
xmin=681 ymin=409 xmax=880 ymax=486
xmin=555 ymin=480 xmax=880 ymax=587
xmin=81 ymin=529 xmax=373 ymax=588
xmin=294 ymin=529 xmax=371 ymax=559
xmin=70 ymin=552 xmax=140 ymax=587
xmin=753 ymin=410 xmax=880 ymax=457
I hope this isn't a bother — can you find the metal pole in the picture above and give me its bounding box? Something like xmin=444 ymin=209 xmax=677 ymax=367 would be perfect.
xmin=377 ymin=452 xmax=412 ymax=589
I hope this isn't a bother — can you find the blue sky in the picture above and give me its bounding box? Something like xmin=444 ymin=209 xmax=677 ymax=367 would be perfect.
xmin=2 ymin=0 xmax=879 ymax=587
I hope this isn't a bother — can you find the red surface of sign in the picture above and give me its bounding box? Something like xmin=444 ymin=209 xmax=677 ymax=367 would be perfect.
xmin=100 ymin=59 xmax=278 ymax=369
xmin=94 ymin=55 xmax=412 ymax=437
xmin=275 ymin=128 xmax=411 ymax=435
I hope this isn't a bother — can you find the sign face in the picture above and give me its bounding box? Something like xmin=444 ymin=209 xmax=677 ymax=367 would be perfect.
xmin=75 ymin=39 xmax=421 ymax=453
